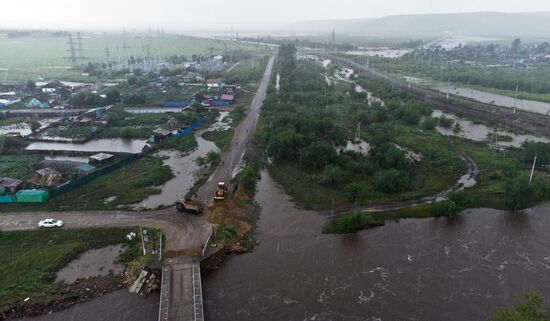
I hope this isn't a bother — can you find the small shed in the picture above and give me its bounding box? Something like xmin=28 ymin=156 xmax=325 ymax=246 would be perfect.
xmin=25 ymin=98 xmax=50 ymax=109
xmin=0 ymin=177 xmax=23 ymax=194
xmin=89 ymin=153 xmax=115 ymax=165
xmin=152 ymin=128 xmax=173 ymax=142
xmin=27 ymin=168 xmax=64 ymax=187
xmin=220 ymin=94 xmax=235 ymax=102
xmin=16 ymin=190 xmax=50 ymax=203
xmin=0 ymin=102 xmax=6 ymax=109
xmin=76 ymin=164 xmax=96 ymax=176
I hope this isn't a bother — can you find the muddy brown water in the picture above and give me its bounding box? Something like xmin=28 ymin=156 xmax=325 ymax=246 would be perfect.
xmin=56 ymin=244 xmax=125 ymax=284
xmin=133 ymin=131 xmax=219 ymax=209
xmin=25 ymin=138 xmax=147 ymax=154
xmin=436 ymin=86 xmax=550 ymax=115
xmin=16 ymin=290 xmax=159 ymax=321
xmin=203 ymin=171 xmax=550 ymax=321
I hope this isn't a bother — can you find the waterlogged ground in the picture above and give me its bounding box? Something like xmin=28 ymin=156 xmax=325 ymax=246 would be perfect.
xmin=25 ymin=138 xmax=148 ymax=154
xmin=203 ymin=171 xmax=550 ymax=321
xmin=436 ymin=86 xmax=550 ymax=115
xmin=56 ymin=244 xmax=125 ymax=284
xmin=133 ymin=131 xmax=219 ymax=209
xmin=432 ymin=109 xmax=550 ymax=147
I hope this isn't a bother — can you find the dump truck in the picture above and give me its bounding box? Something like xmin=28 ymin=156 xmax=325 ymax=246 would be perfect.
xmin=175 ymin=198 xmax=203 ymax=214
xmin=214 ymin=181 xmax=227 ymax=200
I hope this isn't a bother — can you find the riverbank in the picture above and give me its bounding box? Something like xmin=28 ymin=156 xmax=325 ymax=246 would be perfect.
xmin=0 ymin=228 xmax=160 ymax=320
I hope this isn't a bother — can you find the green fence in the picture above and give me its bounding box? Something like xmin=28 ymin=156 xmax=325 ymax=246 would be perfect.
xmin=49 ymin=154 xmax=138 ymax=198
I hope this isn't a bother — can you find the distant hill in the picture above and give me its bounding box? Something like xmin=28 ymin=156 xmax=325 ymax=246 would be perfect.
xmin=288 ymin=12 xmax=550 ymax=37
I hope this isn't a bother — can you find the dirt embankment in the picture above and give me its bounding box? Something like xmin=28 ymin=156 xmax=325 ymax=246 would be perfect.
xmin=1 ymin=275 xmax=124 ymax=320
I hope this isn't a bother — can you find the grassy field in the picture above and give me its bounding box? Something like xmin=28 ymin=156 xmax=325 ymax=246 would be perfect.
xmin=0 ymin=155 xmax=42 ymax=179
xmin=1 ymin=156 xmax=173 ymax=212
xmin=0 ymin=31 xmax=269 ymax=83
xmin=0 ymin=228 xmax=144 ymax=308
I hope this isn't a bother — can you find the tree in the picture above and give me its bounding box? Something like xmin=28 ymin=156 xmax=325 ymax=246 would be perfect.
xmin=373 ymin=169 xmax=409 ymax=193
xmin=504 ymin=174 xmax=545 ymax=211
xmin=302 ymin=141 xmax=337 ymax=170
xmin=490 ymin=292 xmax=550 ymax=321
xmin=238 ymin=166 xmax=260 ymax=196
xmin=345 ymin=183 xmax=364 ymax=204
xmin=28 ymin=120 xmax=40 ymax=133
xmin=512 ymin=38 xmax=522 ymax=53
xmin=105 ymin=89 xmax=121 ymax=105
xmin=26 ymin=80 xmax=36 ymax=92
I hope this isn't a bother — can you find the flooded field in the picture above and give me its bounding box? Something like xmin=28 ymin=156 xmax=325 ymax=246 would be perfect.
xmin=432 ymin=109 xmax=550 ymax=147
xmin=133 ymin=131 xmax=219 ymax=209
xmin=203 ymin=171 xmax=550 ymax=321
xmin=56 ymin=244 xmax=125 ymax=284
xmin=25 ymin=138 xmax=148 ymax=154
xmin=345 ymin=48 xmax=410 ymax=58
xmin=0 ymin=118 xmax=59 ymax=137
xmin=436 ymin=86 xmax=550 ymax=115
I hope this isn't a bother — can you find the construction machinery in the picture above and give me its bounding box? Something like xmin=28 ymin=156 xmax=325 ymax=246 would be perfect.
xmin=175 ymin=198 xmax=203 ymax=214
xmin=214 ymin=181 xmax=227 ymax=200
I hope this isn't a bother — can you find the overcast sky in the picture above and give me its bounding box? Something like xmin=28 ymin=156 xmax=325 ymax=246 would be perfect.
xmin=3 ymin=0 xmax=550 ymax=31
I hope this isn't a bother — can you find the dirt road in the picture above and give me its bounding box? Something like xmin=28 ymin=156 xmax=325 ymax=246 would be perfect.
xmin=196 ymin=56 xmax=275 ymax=201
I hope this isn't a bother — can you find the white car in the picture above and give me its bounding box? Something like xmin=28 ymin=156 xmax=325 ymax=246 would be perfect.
xmin=38 ymin=219 xmax=64 ymax=228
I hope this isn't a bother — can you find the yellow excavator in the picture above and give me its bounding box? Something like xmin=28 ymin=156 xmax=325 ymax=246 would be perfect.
xmin=214 ymin=181 xmax=227 ymax=200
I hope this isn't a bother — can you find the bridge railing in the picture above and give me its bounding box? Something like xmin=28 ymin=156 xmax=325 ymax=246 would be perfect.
xmin=158 ymin=266 xmax=171 ymax=321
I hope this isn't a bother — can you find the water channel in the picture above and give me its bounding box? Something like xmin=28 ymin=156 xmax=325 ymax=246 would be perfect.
xmin=133 ymin=131 xmax=219 ymax=209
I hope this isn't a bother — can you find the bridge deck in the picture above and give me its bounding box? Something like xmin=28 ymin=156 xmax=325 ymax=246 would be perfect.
xmin=159 ymin=259 xmax=204 ymax=321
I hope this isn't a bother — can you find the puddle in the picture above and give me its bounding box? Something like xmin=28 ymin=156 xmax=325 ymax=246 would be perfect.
xmin=56 ymin=244 xmax=125 ymax=284
xmin=0 ymin=118 xmax=59 ymax=137
xmin=435 ymin=86 xmax=550 ymax=115
xmin=26 ymin=139 xmax=148 ymax=154
xmin=337 ymin=139 xmax=371 ymax=156
xmin=44 ymin=155 xmax=90 ymax=163
xmin=355 ymin=84 xmax=385 ymax=106
xmin=345 ymin=48 xmax=410 ymax=58
xmin=133 ymin=131 xmax=219 ymax=209
xmin=207 ymin=111 xmax=231 ymax=132
xmin=432 ymin=110 xmax=550 ymax=148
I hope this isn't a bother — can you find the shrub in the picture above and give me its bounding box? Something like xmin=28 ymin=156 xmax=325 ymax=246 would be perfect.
xmin=373 ymin=169 xmax=409 ymax=193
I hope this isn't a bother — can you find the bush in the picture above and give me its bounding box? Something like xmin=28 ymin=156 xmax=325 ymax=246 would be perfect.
xmin=217 ymin=224 xmax=237 ymax=242
xmin=323 ymin=212 xmax=384 ymax=234
xmin=373 ymin=169 xmax=409 ymax=193
xmin=431 ymin=200 xmax=460 ymax=219
xmin=505 ymin=174 xmax=546 ymax=211
xmin=438 ymin=116 xmax=455 ymax=128
xmin=422 ymin=117 xmax=438 ymax=130
xmin=238 ymin=166 xmax=260 ymax=196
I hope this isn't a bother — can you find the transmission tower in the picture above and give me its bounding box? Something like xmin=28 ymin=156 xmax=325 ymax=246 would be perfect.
xmin=76 ymin=32 xmax=85 ymax=59
xmin=66 ymin=34 xmax=77 ymax=64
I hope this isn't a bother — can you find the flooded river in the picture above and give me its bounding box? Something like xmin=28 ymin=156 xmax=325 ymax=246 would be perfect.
xmin=25 ymin=138 xmax=147 ymax=154
xmin=203 ymin=171 xmax=550 ymax=321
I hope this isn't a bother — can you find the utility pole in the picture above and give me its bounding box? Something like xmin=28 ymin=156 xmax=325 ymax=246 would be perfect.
xmin=529 ymin=155 xmax=537 ymax=185
xmin=137 ymin=208 xmax=147 ymax=255
xmin=76 ymin=32 xmax=85 ymax=60
xmin=66 ymin=33 xmax=77 ymax=65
